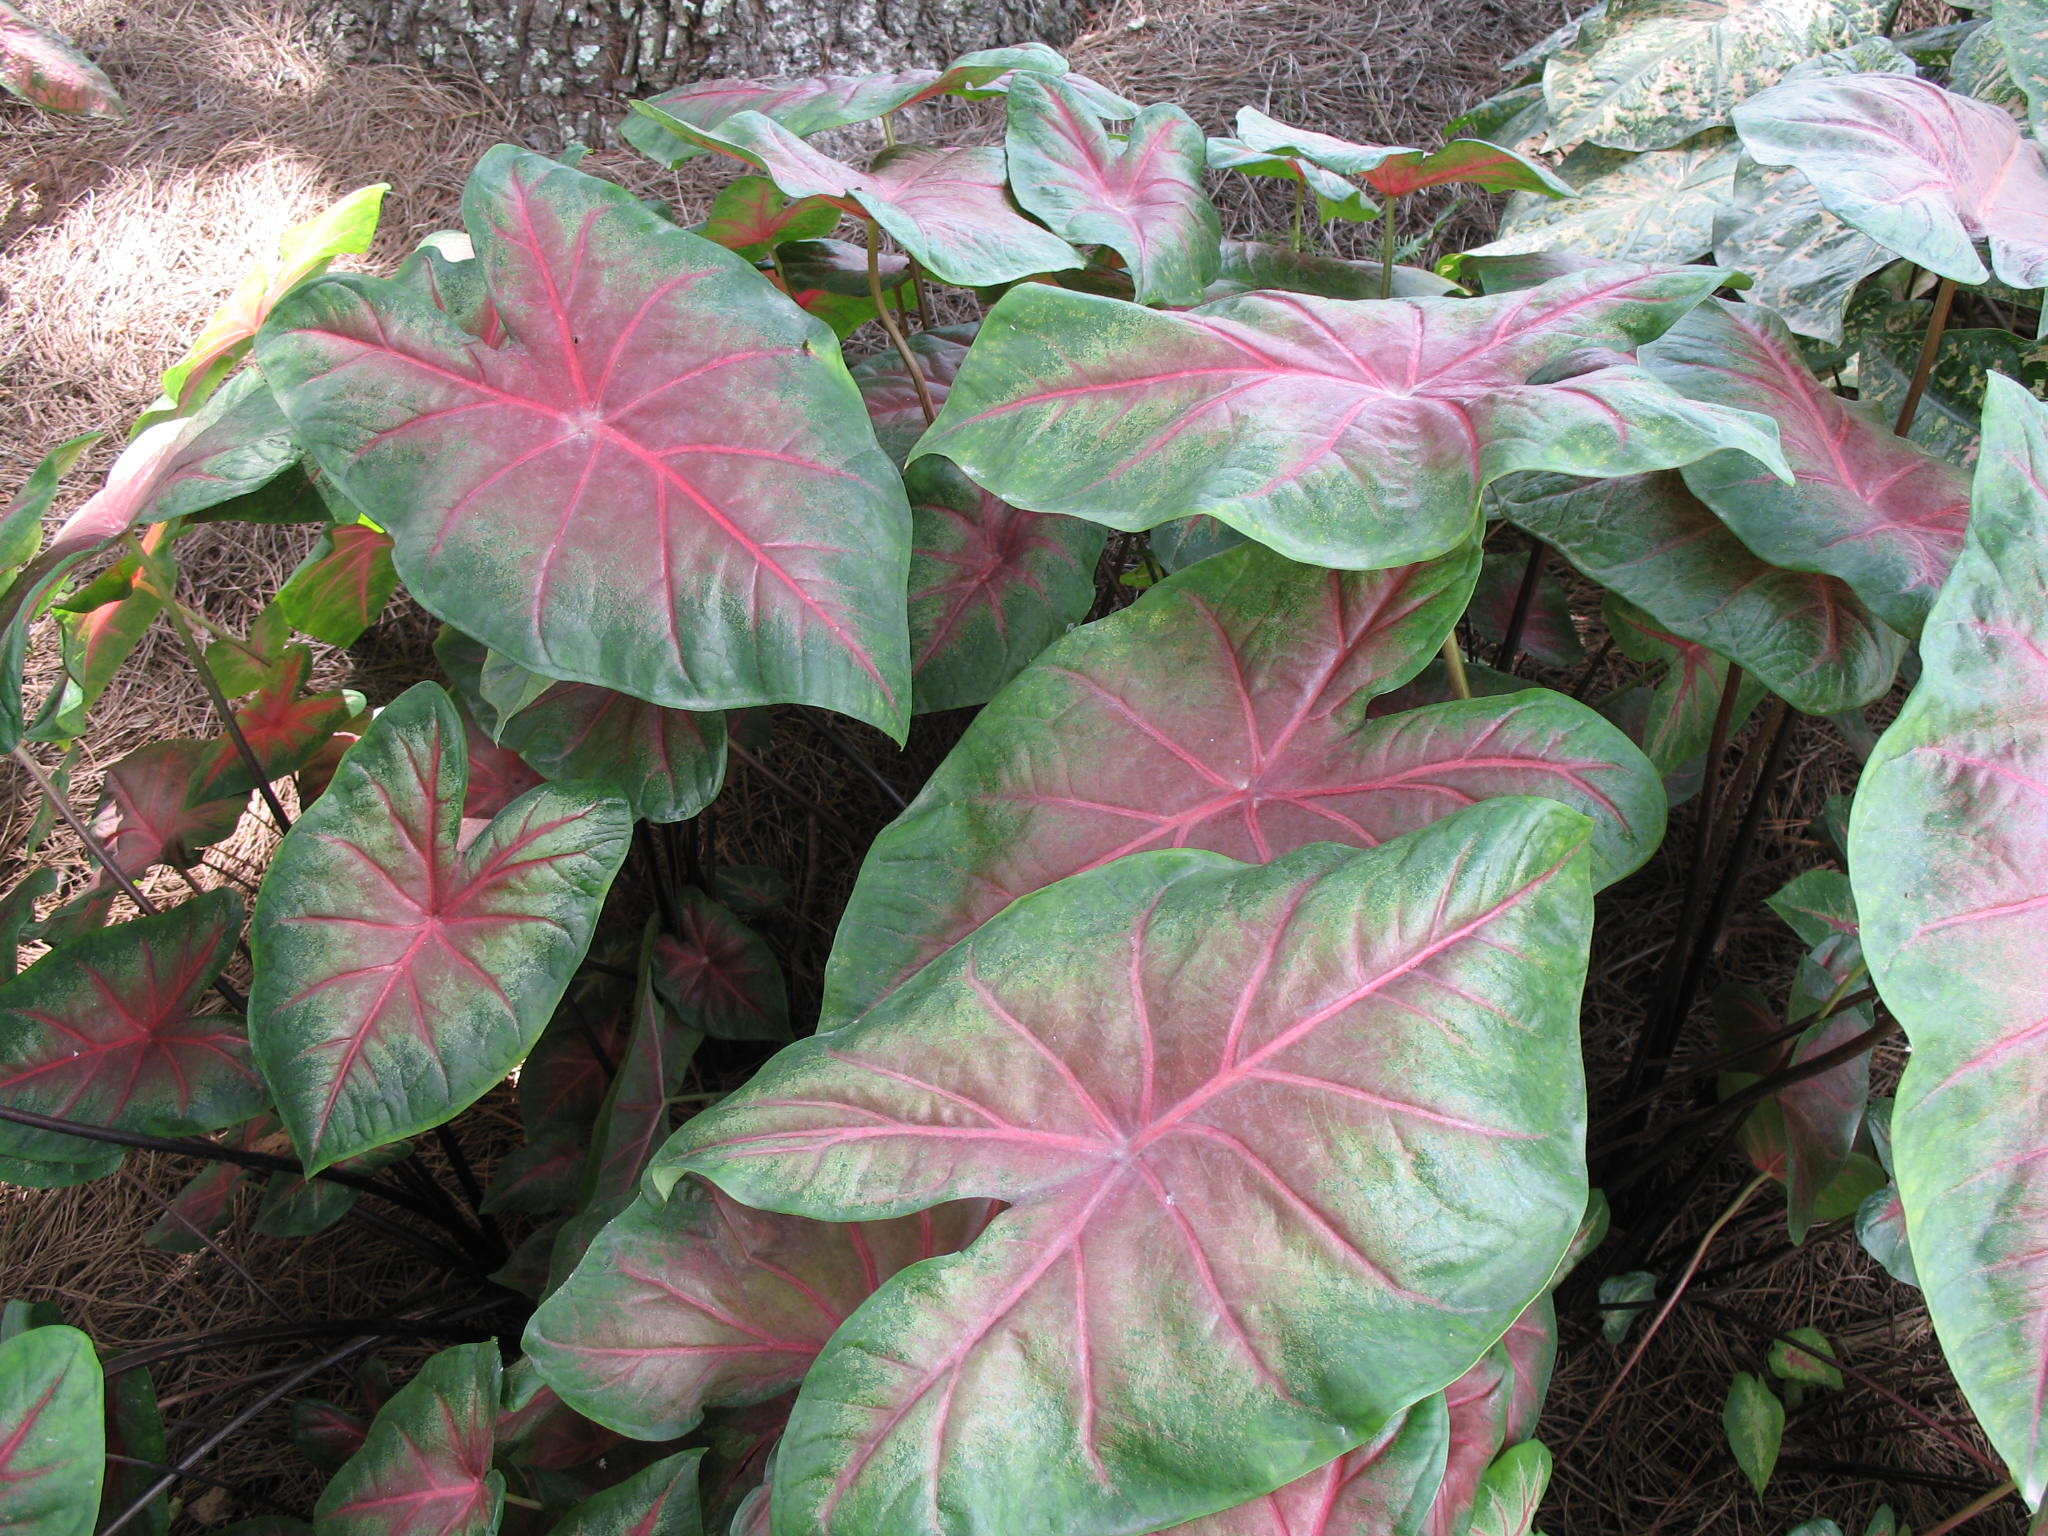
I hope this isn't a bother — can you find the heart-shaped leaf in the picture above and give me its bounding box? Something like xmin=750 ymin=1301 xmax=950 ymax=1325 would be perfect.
xmin=652 ymin=890 xmax=787 ymax=1042
xmin=1723 ymin=1372 xmax=1783 ymax=1495
xmin=697 ymin=177 xmax=842 ymax=260
xmin=493 ymin=678 xmax=727 ymax=825
xmin=905 ymin=457 xmax=1106 ymax=714
xmin=660 ymin=804 xmax=1594 ymax=1535
xmin=256 ymin=1140 xmax=411 ymax=1239
xmin=0 ymin=891 xmax=260 ymax=1167
xmin=1850 ymin=376 xmax=2048 ymax=1507
xmin=913 ymin=267 xmax=1789 ymax=571
xmin=528 ymin=1178 xmax=996 ymax=1439
xmin=1603 ymin=594 xmax=1768 ymax=776
xmin=1496 ymin=470 xmax=1904 ymax=713
xmin=1004 ymin=76 xmax=1219 ymax=306
xmin=0 ymin=1 xmax=119 ymax=116
xmin=276 ymin=524 xmax=398 ymax=648
xmin=1541 ymin=0 xmax=1890 ymax=153
xmin=824 ymin=539 xmax=1661 ymax=1028
xmin=0 ymin=1326 xmax=103 ymax=1536
xmin=250 ymin=683 xmax=630 ymax=1172
xmin=1235 ymin=109 xmax=1574 ymax=199
xmin=87 ymin=742 xmax=244 ymax=884
xmin=257 ymin=147 xmax=913 ymax=738
xmin=1712 ymin=156 xmax=1894 ymax=344
xmin=852 ymin=325 xmax=976 ymax=466
xmin=1733 ymin=73 xmax=2048 ymax=287
xmin=1467 ymin=135 xmax=1741 ymax=264
xmin=28 ymin=557 xmax=164 ymax=744
xmin=1465 ymin=1441 xmax=1552 ymax=1536
xmin=190 ymin=648 xmax=352 ymax=803
xmin=1645 ymin=299 xmax=1972 ymax=636
xmin=316 ymin=1342 xmax=502 ymax=1536
xmin=635 ymin=105 xmax=1084 ymax=289
xmin=553 ymin=1449 xmax=706 ymax=1536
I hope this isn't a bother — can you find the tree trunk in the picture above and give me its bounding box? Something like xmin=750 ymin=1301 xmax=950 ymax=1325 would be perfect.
xmin=318 ymin=0 xmax=1091 ymax=147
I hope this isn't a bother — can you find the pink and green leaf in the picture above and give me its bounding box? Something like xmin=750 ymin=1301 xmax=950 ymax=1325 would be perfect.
xmin=1601 ymin=593 xmax=1768 ymax=777
xmin=1203 ymin=137 xmax=1379 ymax=222
xmin=1234 ymin=109 xmax=1573 ymax=198
xmin=495 ymin=680 xmax=726 ymax=825
xmin=88 ymin=742 xmax=244 ymax=883
xmin=1465 ymin=550 xmax=1584 ymax=669
xmin=851 ymin=324 xmax=976 ymax=466
xmin=696 ymin=176 xmax=842 ymax=260
xmin=257 ymin=147 xmax=913 ymax=738
xmin=0 ymin=1325 xmax=103 ymax=1536
xmin=550 ymin=1449 xmax=705 ymax=1536
xmin=249 ymin=683 xmax=631 ymax=1172
xmin=651 ymin=890 xmax=787 ymax=1043
xmin=1464 ymin=1441 xmax=1552 ymax=1536
xmin=189 ymin=649 xmax=353 ymax=803
xmin=276 ymin=524 xmax=399 ymax=648
xmin=315 ymin=1342 xmax=503 ymax=1536
xmin=0 ymin=1 xmax=119 ymax=116
xmin=912 ymin=266 xmax=1790 ymax=571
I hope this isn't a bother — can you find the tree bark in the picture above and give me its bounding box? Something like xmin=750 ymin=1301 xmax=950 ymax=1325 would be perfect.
xmin=318 ymin=0 xmax=1091 ymax=146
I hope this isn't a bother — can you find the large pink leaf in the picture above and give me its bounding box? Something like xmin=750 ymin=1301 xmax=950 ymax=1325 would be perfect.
xmin=249 ymin=684 xmax=631 ymax=1172
xmin=632 ymin=106 xmax=1084 ymax=289
xmin=651 ymin=890 xmax=787 ymax=1042
xmin=0 ymin=0 xmax=118 ymax=115
xmin=1003 ymin=75 xmax=1219 ymax=306
xmin=0 ymin=890 xmax=262 ymax=1167
xmin=1733 ymin=73 xmax=2048 ymax=288
xmin=527 ymin=1177 xmax=998 ymax=1440
xmin=256 ymin=147 xmax=913 ymax=738
xmin=660 ymin=805 xmax=1595 ymax=1534
xmin=1644 ymin=299 xmax=1972 ymax=635
xmin=914 ymin=267 xmax=1790 ymax=570
xmin=823 ymin=539 xmax=1662 ymax=1028
xmin=0 ymin=1325 xmax=103 ymax=1536
xmin=1850 ymin=377 xmax=2048 ymax=1504
xmin=315 ymin=1343 xmax=502 ymax=1536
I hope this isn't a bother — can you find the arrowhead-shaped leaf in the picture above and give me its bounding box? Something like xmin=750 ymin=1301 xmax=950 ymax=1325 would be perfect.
xmin=1004 ymin=76 xmax=1219 ymax=306
xmin=1541 ymin=0 xmax=1889 ymax=153
xmin=0 ymin=891 xmax=261 ymax=1166
xmin=250 ymin=683 xmax=631 ymax=1172
xmin=824 ymin=539 xmax=1661 ymax=1028
xmin=1235 ymin=109 xmax=1574 ymax=198
xmin=0 ymin=1326 xmax=102 ymax=1536
xmin=1733 ymin=73 xmax=2048 ymax=287
xmin=553 ymin=1450 xmax=706 ymax=1536
xmin=82 ymin=741 xmax=244 ymax=884
xmin=652 ymin=890 xmax=787 ymax=1042
xmin=1857 ymin=1181 xmax=1918 ymax=1285
xmin=1723 ymin=1372 xmax=1783 ymax=1494
xmin=1849 ymin=376 xmax=2048 ymax=1506
xmin=1203 ymin=137 xmax=1380 ymax=222
xmin=316 ymin=1342 xmax=503 ymax=1536
xmin=1712 ymin=157 xmax=1894 ymax=345
xmin=189 ymin=648 xmax=352 ymax=803
xmin=905 ymin=457 xmax=1106 ymax=714
xmin=493 ymin=677 xmax=727 ymax=825
xmin=696 ymin=177 xmax=842 ymax=260
xmin=276 ymin=524 xmax=398 ymax=648
xmin=0 ymin=1 xmax=119 ymax=116
xmin=257 ymin=147 xmax=914 ymax=737
xmin=1645 ymin=299 xmax=1973 ymax=636
xmin=912 ymin=267 xmax=1789 ymax=571
xmin=1467 ymin=135 xmax=1741 ymax=264
xmin=1496 ymin=470 xmax=1904 ymax=713
xmin=1465 ymin=1441 xmax=1552 ymax=1536
xmin=662 ymin=808 xmax=1593 ymax=1535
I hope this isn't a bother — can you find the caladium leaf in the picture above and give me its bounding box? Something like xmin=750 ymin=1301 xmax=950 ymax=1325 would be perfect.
xmin=189 ymin=648 xmax=353 ymax=803
xmin=0 ymin=1 xmax=119 ymax=116
xmin=652 ymin=889 xmax=787 ymax=1042
xmin=1203 ymin=138 xmax=1379 ymax=222
xmin=86 ymin=741 xmax=245 ymax=882
xmin=1540 ymin=0 xmax=1890 ymax=153
xmin=101 ymin=1365 xmax=167 ymax=1536
xmin=912 ymin=266 xmax=1790 ymax=572
xmin=777 ymin=238 xmax=908 ymax=296
xmin=1769 ymin=1327 xmax=1845 ymax=1389
xmin=696 ymin=176 xmax=842 ymax=260
xmin=258 ymin=147 xmax=914 ymax=738
xmin=518 ymin=999 xmax=628 ymax=1135
xmin=1644 ymin=299 xmax=1972 ymax=636
xmin=1857 ymin=307 xmax=2048 ymax=468
xmin=276 ymin=524 xmax=398 ymax=648
xmin=292 ymin=1399 xmax=369 ymax=1472
xmin=1849 ymin=376 xmax=2048 ymax=1507
xmin=458 ymin=714 xmax=543 ymax=820
xmin=823 ymin=539 xmax=1662 ymax=1028
xmin=1466 ymin=550 xmax=1584 ymax=668
xmin=630 ymin=107 xmax=1084 ymax=289
xmin=1602 ymin=594 xmax=1767 ymax=776
xmin=852 ymin=325 xmax=976 ymax=466
xmin=660 ymin=805 xmax=1595 ymax=1536
xmin=0 ymin=1326 xmax=103 ymax=1536
xmin=256 ymin=1140 xmax=411 ymax=1238
xmin=552 ymin=1449 xmax=706 ymax=1536
xmin=1422 ymin=1336 xmax=1525 ymax=1536
xmin=1496 ymin=470 xmax=1904 ymax=714
xmin=480 ymin=1125 xmax=586 ymax=1215
xmin=316 ymin=1342 xmax=503 ymax=1536
xmin=714 ymin=865 xmax=792 ymax=918
xmin=1711 ymin=156 xmax=1893 ymax=345
xmin=493 ymin=678 xmax=727 ymax=825
xmin=1234 ymin=108 xmax=1574 ymax=198
xmin=1732 ymin=73 xmax=2048 ymax=288
xmin=1857 ymin=1181 xmax=1918 ymax=1285
xmin=1004 ymin=76 xmax=1219 ymax=306
xmin=28 ymin=566 xmax=164 ymax=744
xmin=1146 ymin=1397 xmax=1450 ymax=1536
xmin=527 ymin=1180 xmax=997 ymax=1439
xmin=1465 ymin=1442 xmax=1552 ymax=1536
xmin=1724 ymin=1372 xmax=1783 ymax=1495
xmin=144 ymin=1120 xmax=264 ymax=1251
xmin=905 ymin=457 xmax=1106 ymax=713
xmin=250 ymin=683 xmax=631 ymax=1172
xmin=1151 ymin=514 xmax=1248 ymax=573
xmin=1467 ymin=135 xmax=1741 ymax=264
xmin=0 ymin=891 xmax=261 ymax=1166
xmin=1991 ymin=0 xmax=2048 ymax=136
xmin=1203 ymin=243 xmax=1458 ymax=302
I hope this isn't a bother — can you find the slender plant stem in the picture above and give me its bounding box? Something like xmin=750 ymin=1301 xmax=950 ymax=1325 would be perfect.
xmin=1494 ymin=543 xmax=1546 ymax=671
xmin=1919 ymin=1479 xmax=2019 ymax=1536
xmin=907 ymin=258 xmax=933 ymax=330
xmin=1569 ymin=634 xmax=1616 ymax=700
xmin=866 ymin=219 xmax=936 ymax=425
xmin=635 ymin=821 xmax=680 ymax=935
xmin=120 ymin=1167 xmax=289 ymax=1321
xmin=126 ymin=533 xmax=292 ymax=835
xmin=1290 ymin=180 xmax=1306 ymax=253
xmin=1894 ymin=275 xmax=1959 ymax=438
xmin=1379 ymin=196 xmax=1399 ymax=300
xmin=1774 ymin=1458 xmax=1988 ymax=1494
xmin=794 ymin=704 xmax=908 ymax=811
xmin=433 ymin=1123 xmax=507 ymax=1261
xmin=1565 ymin=1171 xmax=1773 ymax=1455
xmin=1440 ymin=634 xmax=1473 ymax=699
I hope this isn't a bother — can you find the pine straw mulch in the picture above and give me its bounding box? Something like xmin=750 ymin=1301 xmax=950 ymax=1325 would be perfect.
xmin=1 ymin=0 xmax=2025 ymax=1531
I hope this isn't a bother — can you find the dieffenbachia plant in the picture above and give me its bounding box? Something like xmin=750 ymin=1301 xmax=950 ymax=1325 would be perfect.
xmin=1 ymin=21 xmax=2044 ymax=1536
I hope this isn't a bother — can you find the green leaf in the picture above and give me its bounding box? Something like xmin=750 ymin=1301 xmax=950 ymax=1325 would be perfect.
xmin=316 ymin=1343 xmax=503 ymax=1536
xmin=1856 ymin=1182 xmax=1918 ymax=1285
xmin=276 ymin=524 xmax=398 ymax=647
xmin=1723 ymin=1372 xmax=1784 ymax=1495
xmin=1711 ymin=156 xmax=1894 ymax=345
xmin=1204 ymin=241 xmax=1457 ymax=301
xmin=1467 ymin=134 xmax=1741 ymax=264
xmin=1769 ymin=1326 xmax=1844 ymax=1389
xmin=1952 ymin=20 xmax=2031 ymax=119
xmin=250 ymin=683 xmax=631 ymax=1172
xmin=1603 ymin=593 xmax=1768 ymax=776
xmin=100 ymin=1364 xmax=166 ymax=1536
xmin=0 ymin=1326 xmax=103 ymax=1536
xmin=1203 ymin=136 xmax=1380 ymax=222
xmin=492 ymin=676 xmax=727 ymax=824
xmin=254 ymin=1141 xmax=410 ymax=1238
xmin=1467 ymin=1440 xmax=1553 ymax=1536
xmin=1990 ymin=0 xmax=2048 ymax=135
xmin=652 ymin=888 xmax=787 ymax=1042
xmin=1598 ymin=1270 xmax=1657 ymax=1343
xmin=0 ymin=431 xmax=100 ymax=579
xmin=1857 ymin=307 xmax=2048 ymax=468
xmin=551 ymin=1450 xmax=705 ymax=1536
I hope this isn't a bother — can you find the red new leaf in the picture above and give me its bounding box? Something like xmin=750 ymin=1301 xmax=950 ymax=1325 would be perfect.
xmin=190 ymin=649 xmax=352 ymax=803
xmin=652 ymin=890 xmax=787 ymax=1042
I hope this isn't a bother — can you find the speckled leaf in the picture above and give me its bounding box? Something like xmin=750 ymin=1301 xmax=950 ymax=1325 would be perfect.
xmin=1770 ymin=1327 xmax=1844 ymax=1389
xmin=661 ymin=807 xmax=1594 ymax=1536
xmin=1858 ymin=310 xmax=2048 ymax=468
xmin=823 ymin=539 xmax=1662 ymax=1028
xmin=495 ymin=678 xmax=726 ymax=825
xmin=1466 ymin=550 xmax=1584 ymax=668
xmin=250 ymin=683 xmax=630 ymax=1172
xmin=1005 ymin=76 xmax=1218 ymax=306
xmin=276 ymin=524 xmax=397 ymax=648
xmin=257 ymin=147 xmax=913 ymax=737
xmin=526 ymin=1178 xmax=997 ymax=1440
xmin=0 ymin=1 xmax=118 ymax=115
xmin=1645 ymin=299 xmax=1972 ymax=636
xmin=553 ymin=1450 xmax=706 ymax=1536
xmin=0 ymin=1326 xmax=102 ymax=1536
xmin=904 ymin=456 xmax=1105 ymax=713
xmin=633 ymin=106 xmax=1083 ymax=288
xmin=1850 ymin=377 xmax=2048 ymax=1507
xmin=255 ymin=1140 xmax=411 ymax=1238
xmin=1990 ymin=0 xmax=2048 ymax=136
xmin=696 ymin=177 xmax=841 ymax=260
xmin=652 ymin=889 xmax=787 ymax=1042
xmin=1466 ymin=134 xmax=1741 ymax=264
xmin=913 ymin=266 xmax=1790 ymax=571
xmin=1422 ymin=1314 xmax=1554 ymax=1536
xmin=1951 ymin=23 xmax=2029 ymax=119
xmin=0 ymin=891 xmax=260 ymax=1167
xmin=1711 ymin=157 xmax=1893 ymax=345
xmin=1497 ymin=470 xmax=1904 ymax=713
xmin=316 ymin=1343 xmax=503 ymax=1536
xmin=1733 ymin=73 xmax=2048 ymax=287
xmin=1235 ymin=109 xmax=1575 ymax=198
xmin=1604 ymin=595 xmax=1768 ymax=774
xmin=1542 ymin=0 xmax=1890 ymax=153
xmin=1203 ymin=243 xmax=1459 ymax=302
xmin=292 ymin=1399 xmax=367 ymax=1473
xmin=851 ymin=325 xmax=975 ymax=466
